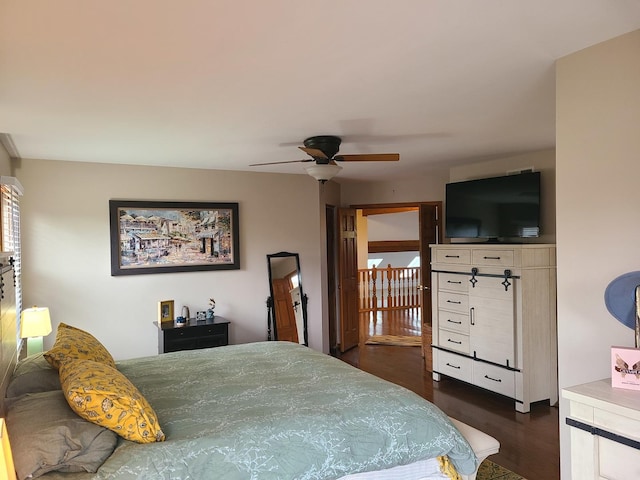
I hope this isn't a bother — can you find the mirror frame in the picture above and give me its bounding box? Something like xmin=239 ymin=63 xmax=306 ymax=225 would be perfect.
xmin=266 ymin=251 xmax=308 ymax=346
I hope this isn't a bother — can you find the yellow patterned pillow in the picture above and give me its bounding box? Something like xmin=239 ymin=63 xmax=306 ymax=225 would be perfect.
xmin=59 ymin=359 xmax=165 ymax=443
xmin=44 ymin=323 xmax=116 ymax=370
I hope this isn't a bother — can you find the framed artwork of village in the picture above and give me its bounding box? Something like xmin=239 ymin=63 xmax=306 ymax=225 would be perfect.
xmin=109 ymin=200 xmax=240 ymax=276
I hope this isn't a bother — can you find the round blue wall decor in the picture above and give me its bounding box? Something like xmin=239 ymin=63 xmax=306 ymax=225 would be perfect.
xmin=605 ymin=271 xmax=640 ymax=330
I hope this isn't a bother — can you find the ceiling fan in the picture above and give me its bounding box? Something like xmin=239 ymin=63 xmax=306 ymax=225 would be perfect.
xmin=250 ymin=135 xmax=399 ymax=183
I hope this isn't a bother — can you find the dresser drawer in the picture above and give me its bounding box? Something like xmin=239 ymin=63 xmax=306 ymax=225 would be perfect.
xmin=438 ymin=291 xmax=468 ymax=313
xmin=599 ymin=436 xmax=640 ymax=480
xmin=438 ymin=310 xmax=470 ymax=334
xmin=471 ymin=249 xmax=514 ymax=267
xmin=434 ymin=248 xmax=471 ymax=265
xmin=473 ymin=362 xmax=515 ymax=398
xmin=160 ymin=320 xmax=230 ymax=354
xmin=438 ymin=272 xmax=468 ymax=293
xmin=436 ymin=350 xmax=473 ymax=383
xmin=438 ymin=329 xmax=470 ymax=354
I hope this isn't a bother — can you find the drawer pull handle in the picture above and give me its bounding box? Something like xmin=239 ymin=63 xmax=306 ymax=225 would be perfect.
xmin=447 ymin=339 xmax=462 ymax=344
xmin=484 ymin=256 xmax=501 ymax=260
xmin=447 ymin=319 xmax=462 ymax=324
xmin=470 ymin=307 xmax=475 ymax=325
xmin=445 ymin=255 xmax=460 ymax=258
xmin=446 ymin=363 xmax=461 ymax=369
xmin=484 ymin=375 xmax=502 ymax=383
xmin=446 ymin=300 xmax=462 ymax=304
xmin=447 ymin=280 xmax=462 ymax=284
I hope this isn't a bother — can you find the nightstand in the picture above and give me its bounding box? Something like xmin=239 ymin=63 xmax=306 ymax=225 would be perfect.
xmin=156 ymin=317 xmax=230 ymax=353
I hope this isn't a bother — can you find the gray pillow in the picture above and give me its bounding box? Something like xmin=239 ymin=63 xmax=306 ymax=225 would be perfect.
xmin=5 ymin=390 xmax=118 ymax=480
xmin=6 ymin=353 xmax=61 ymax=397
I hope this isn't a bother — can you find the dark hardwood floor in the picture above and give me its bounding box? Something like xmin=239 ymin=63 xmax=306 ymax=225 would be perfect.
xmin=336 ymin=311 xmax=559 ymax=480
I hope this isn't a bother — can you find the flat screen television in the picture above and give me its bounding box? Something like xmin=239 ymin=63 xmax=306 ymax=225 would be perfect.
xmin=445 ymin=171 xmax=541 ymax=240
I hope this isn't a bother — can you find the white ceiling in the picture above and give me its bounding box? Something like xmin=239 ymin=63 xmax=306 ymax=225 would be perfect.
xmin=1 ymin=1 xmax=639 ymax=182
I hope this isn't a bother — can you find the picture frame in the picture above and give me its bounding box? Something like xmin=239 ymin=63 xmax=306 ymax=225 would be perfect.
xmin=158 ymin=300 xmax=175 ymax=323
xmin=109 ymin=200 xmax=240 ymax=276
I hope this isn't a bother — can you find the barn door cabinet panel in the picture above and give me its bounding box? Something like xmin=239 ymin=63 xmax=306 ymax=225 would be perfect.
xmin=431 ymin=243 xmax=557 ymax=413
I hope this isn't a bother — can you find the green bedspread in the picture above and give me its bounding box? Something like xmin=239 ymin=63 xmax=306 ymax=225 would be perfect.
xmin=57 ymin=341 xmax=477 ymax=479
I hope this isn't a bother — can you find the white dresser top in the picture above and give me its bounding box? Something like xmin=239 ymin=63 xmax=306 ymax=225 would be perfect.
xmin=563 ymin=378 xmax=640 ymax=421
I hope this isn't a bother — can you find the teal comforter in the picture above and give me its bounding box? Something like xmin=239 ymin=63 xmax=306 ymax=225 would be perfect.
xmin=56 ymin=342 xmax=477 ymax=479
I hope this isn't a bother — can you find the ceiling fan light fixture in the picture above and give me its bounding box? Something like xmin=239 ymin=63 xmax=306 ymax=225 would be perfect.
xmin=304 ymin=164 xmax=343 ymax=183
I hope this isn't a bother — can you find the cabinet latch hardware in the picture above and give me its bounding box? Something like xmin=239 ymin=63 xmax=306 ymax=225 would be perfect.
xmin=501 ymin=269 xmax=512 ymax=291
xmin=470 ymin=267 xmax=478 ymax=287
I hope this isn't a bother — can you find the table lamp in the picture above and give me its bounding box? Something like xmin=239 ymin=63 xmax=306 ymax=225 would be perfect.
xmin=20 ymin=306 xmax=52 ymax=356
xmin=0 ymin=419 xmax=16 ymax=480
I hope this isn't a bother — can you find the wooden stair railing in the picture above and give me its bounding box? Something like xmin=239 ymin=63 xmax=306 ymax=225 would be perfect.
xmin=358 ymin=265 xmax=421 ymax=312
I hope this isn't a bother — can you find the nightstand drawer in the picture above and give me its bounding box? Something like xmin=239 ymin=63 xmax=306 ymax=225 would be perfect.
xmin=159 ymin=318 xmax=230 ymax=354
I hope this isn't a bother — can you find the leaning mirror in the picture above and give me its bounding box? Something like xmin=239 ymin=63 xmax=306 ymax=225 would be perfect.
xmin=266 ymin=251 xmax=308 ymax=346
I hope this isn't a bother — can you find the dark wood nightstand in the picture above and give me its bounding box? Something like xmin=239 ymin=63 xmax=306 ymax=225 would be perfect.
xmin=156 ymin=317 xmax=230 ymax=353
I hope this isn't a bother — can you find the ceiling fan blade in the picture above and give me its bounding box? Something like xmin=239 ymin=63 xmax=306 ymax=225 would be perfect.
xmin=299 ymin=146 xmax=329 ymax=159
xmin=335 ymin=153 xmax=400 ymax=162
xmin=249 ymin=159 xmax=311 ymax=166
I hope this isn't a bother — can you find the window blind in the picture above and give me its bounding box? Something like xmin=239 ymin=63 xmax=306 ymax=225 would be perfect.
xmin=1 ymin=176 xmax=23 ymax=347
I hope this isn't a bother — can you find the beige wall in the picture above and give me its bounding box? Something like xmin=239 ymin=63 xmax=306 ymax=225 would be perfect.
xmin=340 ymin=166 xmax=450 ymax=206
xmin=14 ymin=158 xmax=326 ymax=358
xmin=0 ymin=143 xmax=11 ymax=176
xmin=556 ymin=29 xmax=640 ymax=478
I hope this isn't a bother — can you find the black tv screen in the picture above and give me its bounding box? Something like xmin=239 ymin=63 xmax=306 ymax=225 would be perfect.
xmin=445 ymin=172 xmax=541 ymax=240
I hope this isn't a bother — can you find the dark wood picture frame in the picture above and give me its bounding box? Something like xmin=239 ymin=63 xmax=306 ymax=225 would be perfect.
xmin=109 ymin=200 xmax=240 ymax=276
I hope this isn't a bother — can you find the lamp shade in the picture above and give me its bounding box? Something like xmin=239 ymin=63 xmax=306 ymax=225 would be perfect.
xmin=304 ymin=164 xmax=342 ymax=183
xmin=0 ymin=419 xmax=16 ymax=480
xmin=20 ymin=307 xmax=52 ymax=338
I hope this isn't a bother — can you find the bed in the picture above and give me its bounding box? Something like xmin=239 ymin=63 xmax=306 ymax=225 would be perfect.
xmin=2 ymin=327 xmax=499 ymax=480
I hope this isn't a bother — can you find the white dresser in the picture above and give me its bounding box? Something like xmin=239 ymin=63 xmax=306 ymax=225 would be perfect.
xmin=563 ymin=379 xmax=640 ymax=479
xmin=431 ymin=243 xmax=557 ymax=413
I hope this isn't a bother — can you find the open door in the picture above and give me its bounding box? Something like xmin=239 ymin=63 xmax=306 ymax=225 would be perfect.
xmin=271 ymin=278 xmax=299 ymax=343
xmin=338 ymin=208 xmax=359 ymax=352
xmin=419 ymin=203 xmax=440 ymax=372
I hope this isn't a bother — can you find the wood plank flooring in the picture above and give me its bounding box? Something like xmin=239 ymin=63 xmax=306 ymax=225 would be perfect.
xmin=336 ymin=311 xmax=559 ymax=480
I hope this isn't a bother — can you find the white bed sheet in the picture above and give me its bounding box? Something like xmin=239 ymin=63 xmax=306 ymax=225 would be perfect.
xmin=338 ymin=458 xmax=450 ymax=480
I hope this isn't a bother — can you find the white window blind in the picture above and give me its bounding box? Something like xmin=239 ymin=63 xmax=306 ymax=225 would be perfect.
xmin=1 ymin=176 xmax=23 ymax=347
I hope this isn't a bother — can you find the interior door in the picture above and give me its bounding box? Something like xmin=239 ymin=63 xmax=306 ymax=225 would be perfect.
xmin=338 ymin=208 xmax=359 ymax=352
xmin=272 ymin=278 xmax=299 ymax=343
xmin=419 ymin=203 xmax=440 ymax=372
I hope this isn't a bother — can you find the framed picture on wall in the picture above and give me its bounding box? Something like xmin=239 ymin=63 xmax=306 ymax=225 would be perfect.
xmin=109 ymin=200 xmax=240 ymax=276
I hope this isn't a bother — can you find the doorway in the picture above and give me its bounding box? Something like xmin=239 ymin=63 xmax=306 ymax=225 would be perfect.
xmin=326 ymin=201 xmax=442 ymax=371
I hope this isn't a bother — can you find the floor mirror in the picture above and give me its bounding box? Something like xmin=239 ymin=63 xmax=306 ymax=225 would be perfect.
xmin=266 ymin=251 xmax=308 ymax=346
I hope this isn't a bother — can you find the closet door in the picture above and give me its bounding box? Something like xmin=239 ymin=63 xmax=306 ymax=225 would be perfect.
xmin=469 ymin=276 xmax=515 ymax=368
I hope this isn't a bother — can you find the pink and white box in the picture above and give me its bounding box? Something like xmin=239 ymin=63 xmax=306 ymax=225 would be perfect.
xmin=611 ymin=346 xmax=640 ymax=390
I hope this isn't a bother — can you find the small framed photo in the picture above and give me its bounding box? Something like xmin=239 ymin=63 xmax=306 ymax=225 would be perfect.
xmin=158 ymin=300 xmax=175 ymax=323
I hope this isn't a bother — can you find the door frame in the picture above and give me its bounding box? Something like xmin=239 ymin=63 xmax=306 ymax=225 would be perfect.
xmin=341 ymin=201 xmax=443 ymax=363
